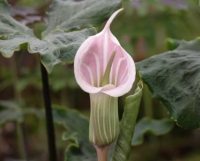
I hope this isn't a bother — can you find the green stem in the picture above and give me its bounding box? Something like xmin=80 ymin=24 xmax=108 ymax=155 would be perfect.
xmin=10 ymin=56 xmax=27 ymax=160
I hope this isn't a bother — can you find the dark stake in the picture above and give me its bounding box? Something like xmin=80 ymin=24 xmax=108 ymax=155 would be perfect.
xmin=40 ymin=63 xmax=57 ymax=161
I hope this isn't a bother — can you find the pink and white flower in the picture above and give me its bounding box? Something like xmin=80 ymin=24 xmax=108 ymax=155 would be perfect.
xmin=74 ymin=9 xmax=136 ymax=97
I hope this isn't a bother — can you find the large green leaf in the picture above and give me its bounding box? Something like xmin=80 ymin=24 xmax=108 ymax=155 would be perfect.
xmin=0 ymin=0 xmax=121 ymax=72
xmin=0 ymin=14 xmax=95 ymax=72
xmin=112 ymin=81 xmax=143 ymax=161
xmin=43 ymin=0 xmax=121 ymax=35
xmin=33 ymin=28 xmax=96 ymax=72
xmin=136 ymin=38 xmax=200 ymax=129
xmin=0 ymin=14 xmax=40 ymax=57
xmin=132 ymin=118 xmax=174 ymax=146
xmin=0 ymin=0 xmax=9 ymax=14
xmin=41 ymin=0 xmax=121 ymax=71
xmin=53 ymin=107 xmax=96 ymax=161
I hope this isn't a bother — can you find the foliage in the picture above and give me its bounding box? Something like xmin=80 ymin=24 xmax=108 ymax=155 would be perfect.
xmin=0 ymin=0 xmax=121 ymax=72
xmin=112 ymin=81 xmax=143 ymax=161
xmin=0 ymin=0 xmax=9 ymax=14
xmin=53 ymin=107 xmax=96 ymax=161
xmin=0 ymin=100 xmax=41 ymax=126
xmin=1 ymin=0 xmax=200 ymax=161
xmin=0 ymin=101 xmax=23 ymax=125
xmin=132 ymin=117 xmax=174 ymax=146
xmin=53 ymin=81 xmax=143 ymax=161
xmin=137 ymin=38 xmax=200 ymax=129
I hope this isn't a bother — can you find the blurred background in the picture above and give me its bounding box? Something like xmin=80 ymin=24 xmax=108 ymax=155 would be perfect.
xmin=0 ymin=0 xmax=200 ymax=161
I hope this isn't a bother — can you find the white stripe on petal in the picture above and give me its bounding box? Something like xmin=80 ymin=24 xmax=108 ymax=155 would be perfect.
xmin=92 ymin=52 xmax=101 ymax=87
xmin=103 ymin=31 xmax=109 ymax=72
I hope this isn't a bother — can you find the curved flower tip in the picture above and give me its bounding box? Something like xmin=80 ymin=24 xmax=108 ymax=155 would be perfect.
xmin=74 ymin=8 xmax=136 ymax=97
xmin=104 ymin=8 xmax=124 ymax=30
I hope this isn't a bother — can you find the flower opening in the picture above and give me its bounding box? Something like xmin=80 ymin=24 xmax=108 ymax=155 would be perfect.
xmin=74 ymin=9 xmax=136 ymax=97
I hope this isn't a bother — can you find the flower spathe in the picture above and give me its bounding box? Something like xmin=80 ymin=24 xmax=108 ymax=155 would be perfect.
xmin=74 ymin=9 xmax=136 ymax=147
xmin=74 ymin=9 xmax=136 ymax=97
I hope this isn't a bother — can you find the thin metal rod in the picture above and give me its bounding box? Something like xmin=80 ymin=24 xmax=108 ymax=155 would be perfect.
xmin=40 ymin=63 xmax=57 ymax=161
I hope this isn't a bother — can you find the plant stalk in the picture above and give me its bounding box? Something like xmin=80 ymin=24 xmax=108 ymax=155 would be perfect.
xmin=95 ymin=146 xmax=108 ymax=161
xmin=40 ymin=63 xmax=57 ymax=161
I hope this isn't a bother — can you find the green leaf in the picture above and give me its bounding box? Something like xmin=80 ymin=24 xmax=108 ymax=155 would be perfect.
xmin=0 ymin=0 xmax=121 ymax=72
xmin=0 ymin=0 xmax=9 ymax=14
xmin=0 ymin=101 xmax=23 ymax=125
xmin=0 ymin=14 xmax=94 ymax=72
xmin=0 ymin=14 xmax=39 ymax=57
xmin=0 ymin=100 xmax=43 ymax=126
xmin=165 ymin=38 xmax=184 ymax=50
xmin=38 ymin=28 xmax=96 ymax=72
xmin=40 ymin=0 xmax=121 ymax=72
xmin=132 ymin=118 xmax=174 ymax=146
xmin=112 ymin=81 xmax=143 ymax=161
xmin=136 ymin=38 xmax=200 ymax=129
xmin=62 ymin=132 xmax=80 ymax=155
xmin=53 ymin=107 xmax=96 ymax=161
xmin=0 ymin=14 xmax=95 ymax=72
xmin=43 ymin=0 xmax=121 ymax=35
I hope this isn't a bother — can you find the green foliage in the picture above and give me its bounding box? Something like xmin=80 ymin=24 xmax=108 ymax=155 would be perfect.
xmin=53 ymin=107 xmax=96 ymax=161
xmin=38 ymin=28 xmax=96 ymax=72
xmin=0 ymin=14 xmax=39 ymax=57
xmin=0 ymin=0 xmax=121 ymax=72
xmin=165 ymin=38 xmax=184 ymax=50
xmin=0 ymin=100 xmax=41 ymax=126
xmin=132 ymin=117 xmax=174 ymax=146
xmin=53 ymin=80 xmax=143 ymax=161
xmin=0 ymin=101 xmax=23 ymax=125
xmin=112 ymin=81 xmax=143 ymax=161
xmin=44 ymin=0 xmax=121 ymax=35
xmin=0 ymin=14 xmax=94 ymax=72
xmin=17 ymin=0 xmax=47 ymax=8
xmin=137 ymin=38 xmax=200 ymax=129
xmin=0 ymin=0 xmax=9 ymax=14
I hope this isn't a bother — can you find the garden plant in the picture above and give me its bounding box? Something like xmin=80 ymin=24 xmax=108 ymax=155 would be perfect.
xmin=0 ymin=0 xmax=200 ymax=161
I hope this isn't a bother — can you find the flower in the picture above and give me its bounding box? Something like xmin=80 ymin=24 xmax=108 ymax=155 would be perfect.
xmin=74 ymin=8 xmax=136 ymax=146
xmin=74 ymin=8 xmax=136 ymax=97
